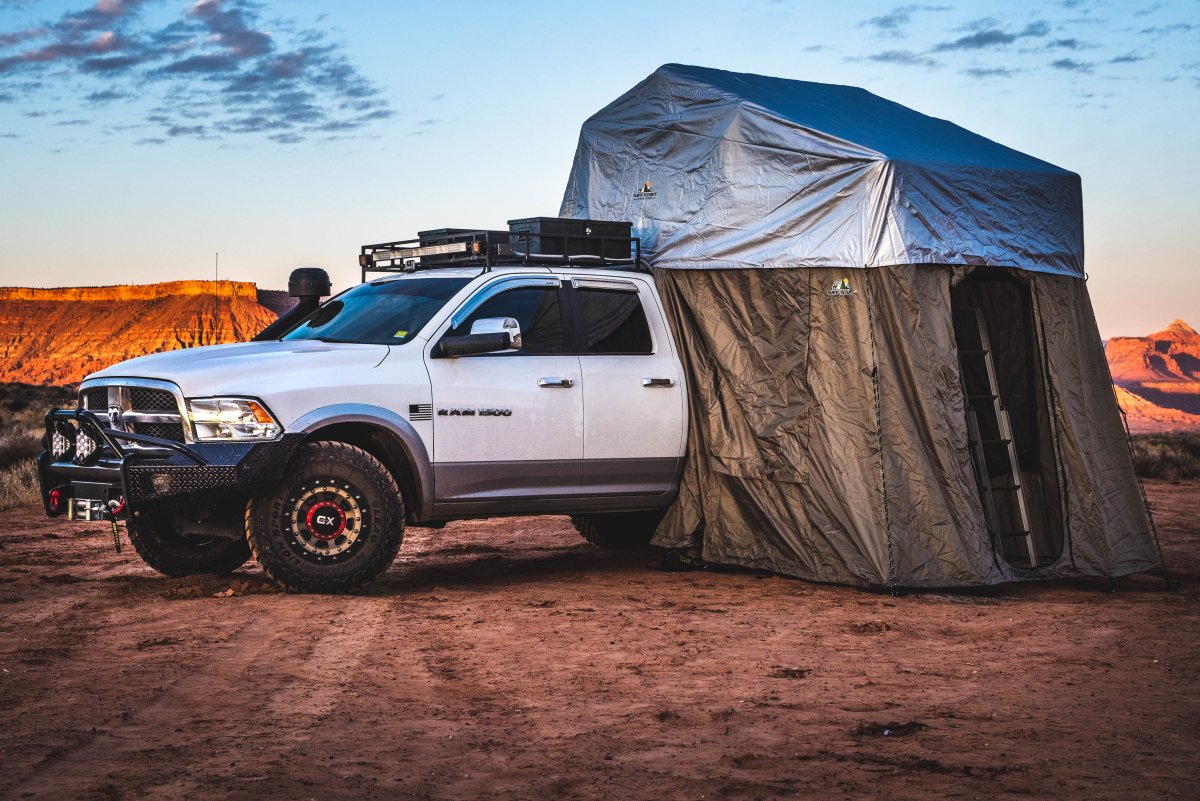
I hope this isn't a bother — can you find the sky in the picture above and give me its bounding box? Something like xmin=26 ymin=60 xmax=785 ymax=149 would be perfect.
xmin=0 ymin=0 xmax=1196 ymax=337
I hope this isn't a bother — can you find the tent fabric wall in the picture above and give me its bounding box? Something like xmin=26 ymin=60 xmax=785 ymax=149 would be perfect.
xmin=652 ymin=267 xmax=888 ymax=585
xmin=867 ymin=266 xmax=1003 ymax=585
xmin=652 ymin=265 xmax=1159 ymax=587
xmin=1033 ymin=275 xmax=1160 ymax=577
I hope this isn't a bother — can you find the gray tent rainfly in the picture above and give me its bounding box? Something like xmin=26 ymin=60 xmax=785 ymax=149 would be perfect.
xmin=561 ymin=63 xmax=1161 ymax=588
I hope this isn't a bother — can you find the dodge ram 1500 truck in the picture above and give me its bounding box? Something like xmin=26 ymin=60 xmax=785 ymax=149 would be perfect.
xmin=37 ymin=218 xmax=687 ymax=592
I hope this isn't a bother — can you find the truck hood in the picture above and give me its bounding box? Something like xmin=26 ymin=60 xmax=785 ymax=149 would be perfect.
xmin=87 ymin=341 xmax=390 ymax=397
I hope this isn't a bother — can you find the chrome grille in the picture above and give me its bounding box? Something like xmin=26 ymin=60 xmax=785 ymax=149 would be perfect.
xmin=82 ymin=387 xmax=109 ymax=411
xmin=78 ymin=382 xmax=187 ymax=443
xmin=131 ymin=421 xmax=187 ymax=441
xmin=129 ymin=387 xmax=178 ymax=411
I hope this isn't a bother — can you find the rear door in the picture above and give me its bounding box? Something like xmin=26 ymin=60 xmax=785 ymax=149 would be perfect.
xmin=425 ymin=276 xmax=583 ymax=502
xmin=570 ymin=276 xmax=686 ymax=494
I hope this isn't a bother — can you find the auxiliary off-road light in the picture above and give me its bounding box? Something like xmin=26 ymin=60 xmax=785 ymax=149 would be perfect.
xmin=51 ymin=422 xmax=75 ymax=460
xmin=187 ymin=397 xmax=281 ymax=442
xmin=74 ymin=430 xmax=97 ymax=464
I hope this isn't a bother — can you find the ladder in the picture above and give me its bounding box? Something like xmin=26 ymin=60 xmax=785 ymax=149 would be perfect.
xmin=953 ymin=307 xmax=1039 ymax=569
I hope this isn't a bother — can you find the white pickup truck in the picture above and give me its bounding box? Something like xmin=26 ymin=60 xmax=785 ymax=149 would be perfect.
xmin=37 ymin=219 xmax=688 ymax=592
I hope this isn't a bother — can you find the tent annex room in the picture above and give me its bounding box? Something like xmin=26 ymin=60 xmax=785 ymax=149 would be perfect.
xmin=561 ymin=63 xmax=1162 ymax=588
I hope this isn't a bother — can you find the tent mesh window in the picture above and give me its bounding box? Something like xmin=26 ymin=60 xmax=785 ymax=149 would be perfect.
xmin=951 ymin=269 xmax=1065 ymax=569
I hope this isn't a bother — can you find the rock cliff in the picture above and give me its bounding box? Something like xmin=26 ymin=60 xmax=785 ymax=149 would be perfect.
xmin=1107 ymin=320 xmax=1200 ymax=431
xmin=0 ymin=281 xmax=282 ymax=386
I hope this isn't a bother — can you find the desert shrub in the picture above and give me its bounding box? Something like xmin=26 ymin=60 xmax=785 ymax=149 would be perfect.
xmin=0 ymin=460 xmax=40 ymax=511
xmin=1130 ymin=433 xmax=1200 ymax=481
xmin=0 ymin=428 xmax=43 ymax=470
xmin=0 ymin=383 xmax=75 ymax=470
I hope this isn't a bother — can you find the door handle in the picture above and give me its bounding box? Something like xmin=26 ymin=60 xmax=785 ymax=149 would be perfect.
xmin=642 ymin=378 xmax=675 ymax=388
xmin=538 ymin=377 xmax=574 ymax=388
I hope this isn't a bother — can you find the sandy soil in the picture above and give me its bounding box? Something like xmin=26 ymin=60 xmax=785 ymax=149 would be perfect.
xmin=0 ymin=484 xmax=1196 ymax=801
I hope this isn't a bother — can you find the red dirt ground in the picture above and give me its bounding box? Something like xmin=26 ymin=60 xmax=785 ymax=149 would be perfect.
xmin=0 ymin=483 xmax=1197 ymax=801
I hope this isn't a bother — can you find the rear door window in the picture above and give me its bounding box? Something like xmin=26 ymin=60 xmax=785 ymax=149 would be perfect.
xmin=575 ymin=287 xmax=653 ymax=355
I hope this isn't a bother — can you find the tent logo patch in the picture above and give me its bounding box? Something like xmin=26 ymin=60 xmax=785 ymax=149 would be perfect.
xmin=633 ymin=180 xmax=657 ymax=200
xmin=827 ymin=277 xmax=856 ymax=297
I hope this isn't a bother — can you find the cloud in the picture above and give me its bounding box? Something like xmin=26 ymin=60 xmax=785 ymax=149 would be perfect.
xmin=166 ymin=123 xmax=206 ymax=137
xmin=1109 ymin=53 xmax=1146 ymax=64
xmin=1139 ymin=24 xmax=1193 ymax=35
xmin=934 ymin=21 xmax=1051 ymax=51
xmin=962 ymin=67 xmax=1017 ymax=78
xmin=0 ymin=1 xmax=391 ymax=143
xmin=0 ymin=28 xmax=45 ymax=49
xmin=858 ymin=5 xmax=950 ymax=36
xmin=861 ymin=49 xmax=941 ymax=68
xmin=84 ymin=88 xmax=124 ymax=101
xmin=1050 ymin=58 xmax=1094 ymax=72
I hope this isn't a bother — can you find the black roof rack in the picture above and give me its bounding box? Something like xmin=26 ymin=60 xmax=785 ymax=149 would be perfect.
xmin=359 ymin=217 xmax=643 ymax=282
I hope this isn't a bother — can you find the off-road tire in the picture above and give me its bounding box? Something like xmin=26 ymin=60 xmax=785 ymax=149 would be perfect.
xmin=126 ymin=509 xmax=251 ymax=577
xmin=570 ymin=511 xmax=663 ymax=549
xmin=246 ymin=441 xmax=404 ymax=593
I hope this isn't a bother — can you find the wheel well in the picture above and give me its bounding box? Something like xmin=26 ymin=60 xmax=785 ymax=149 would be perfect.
xmin=301 ymin=423 xmax=420 ymax=520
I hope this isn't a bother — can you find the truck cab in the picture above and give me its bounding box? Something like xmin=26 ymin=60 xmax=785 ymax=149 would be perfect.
xmin=37 ymin=218 xmax=688 ymax=592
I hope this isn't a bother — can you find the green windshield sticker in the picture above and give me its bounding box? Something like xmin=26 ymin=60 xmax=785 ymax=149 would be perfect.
xmin=394 ymin=330 xmax=408 ymax=338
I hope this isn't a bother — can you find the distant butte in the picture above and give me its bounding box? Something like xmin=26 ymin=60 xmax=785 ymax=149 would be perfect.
xmin=0 ymin=281 xmax=288 ymax=386
xmin=1107 ymin=320 xmax=1200 ymax=432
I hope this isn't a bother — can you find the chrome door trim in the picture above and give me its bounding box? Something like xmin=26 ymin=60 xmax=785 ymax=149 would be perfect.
xmin=641 ymin=378 xmax=675 ymax=387
xmin=449 ymin=276 xmax=561 ymax=329
xmin=537 ymin=377 xmax=574 ymax=388
xmin=570 ymin=277 xmax=639 ymax=293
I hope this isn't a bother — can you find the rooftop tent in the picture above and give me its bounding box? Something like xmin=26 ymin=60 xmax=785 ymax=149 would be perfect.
xmin=561 ymin=63 xmax=1160 ymax=587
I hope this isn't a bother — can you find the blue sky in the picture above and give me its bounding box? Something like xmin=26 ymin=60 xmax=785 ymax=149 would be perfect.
xmin=0 ymin=0 xmax=1196 ymax=336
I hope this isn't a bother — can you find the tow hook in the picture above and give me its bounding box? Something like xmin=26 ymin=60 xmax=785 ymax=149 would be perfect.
xmin=106 ymin=498 xmax=126 ymax=554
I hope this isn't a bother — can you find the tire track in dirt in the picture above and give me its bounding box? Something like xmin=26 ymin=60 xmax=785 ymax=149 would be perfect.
xmin=8 ymin=598 xmax=390 ymax=800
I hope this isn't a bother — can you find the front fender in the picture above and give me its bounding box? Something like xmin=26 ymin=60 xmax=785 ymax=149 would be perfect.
xmin=289 ymin=404 xmax=433 ymax=520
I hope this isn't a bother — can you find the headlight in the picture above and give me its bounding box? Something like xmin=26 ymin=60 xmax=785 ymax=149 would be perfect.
xmin=187 ymin=398 xmax=281 ymax=442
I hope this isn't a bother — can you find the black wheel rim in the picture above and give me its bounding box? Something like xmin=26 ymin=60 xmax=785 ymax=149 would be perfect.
xmin=285 ymin=479 xmax=368 ymax=563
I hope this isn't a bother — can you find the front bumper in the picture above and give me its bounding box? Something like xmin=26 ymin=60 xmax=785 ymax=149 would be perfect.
xmin=37 ymin=408 xmax=303 ymax=518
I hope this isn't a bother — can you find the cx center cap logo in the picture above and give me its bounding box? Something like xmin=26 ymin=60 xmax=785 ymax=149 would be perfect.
xmin=306 ymin=501 xmax=347 ymax=540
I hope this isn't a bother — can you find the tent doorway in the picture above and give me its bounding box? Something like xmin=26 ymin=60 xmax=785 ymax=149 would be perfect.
xmin=951 ymin=270 xmax=1065 ymax=570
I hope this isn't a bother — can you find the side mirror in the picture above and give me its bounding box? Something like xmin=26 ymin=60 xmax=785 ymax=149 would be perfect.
xmin=431 ymin=332 xmax=512 ymax=358
xmin=469 ymin=317 xmax=522 ymax=350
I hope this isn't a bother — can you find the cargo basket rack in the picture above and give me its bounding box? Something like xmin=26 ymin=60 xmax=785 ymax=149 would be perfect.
xmin=359 ymin=217 xmax=643 ymax=282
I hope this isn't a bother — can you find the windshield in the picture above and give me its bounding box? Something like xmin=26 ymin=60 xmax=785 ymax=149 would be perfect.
xmin=283 ymin=277 xmax=471 ymax=345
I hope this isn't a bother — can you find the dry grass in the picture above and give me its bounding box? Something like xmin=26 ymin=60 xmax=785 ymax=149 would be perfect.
xmin=1130 ymin=432 xmax=1200 ymax=482
xmin=0 ymin=460 xmax=40 ymax=511
xmin=0 ymin=383 xmax=75 ymax=510
xmin=0 ymin=383 xmax=76 ymax=470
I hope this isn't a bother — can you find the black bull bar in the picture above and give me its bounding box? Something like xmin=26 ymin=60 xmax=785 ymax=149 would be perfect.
xmin=37 ymin=408 xmax=302 ymax=518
